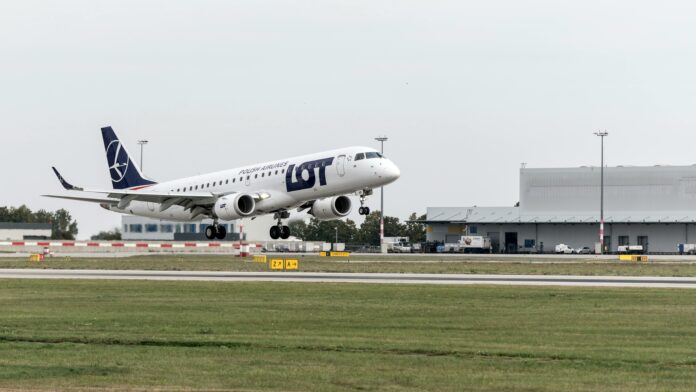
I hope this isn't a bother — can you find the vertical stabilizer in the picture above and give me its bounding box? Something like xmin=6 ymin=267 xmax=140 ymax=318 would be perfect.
xmin=101 ymin=126 xmax=157 ymax=190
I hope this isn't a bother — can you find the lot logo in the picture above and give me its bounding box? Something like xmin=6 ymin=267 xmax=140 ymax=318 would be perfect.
xmin=106 ymin=140 xmax=130 ymax=183
xmin=286 ymin=157 xmax=335 ymax=192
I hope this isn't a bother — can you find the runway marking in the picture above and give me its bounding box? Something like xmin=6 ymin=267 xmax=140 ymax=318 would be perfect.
xmin=1 ymin=269 xmax=696 ymax=288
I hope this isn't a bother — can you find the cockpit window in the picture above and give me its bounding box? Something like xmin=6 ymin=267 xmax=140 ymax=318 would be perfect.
xmin=365 ymin=152 xmax=380 ymax=159
xmin=355 ymin=153 xmax=365 ymax=161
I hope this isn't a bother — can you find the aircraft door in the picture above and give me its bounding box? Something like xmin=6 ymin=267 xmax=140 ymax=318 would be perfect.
xmin=336 ymin=155 xmax=346 ymax=177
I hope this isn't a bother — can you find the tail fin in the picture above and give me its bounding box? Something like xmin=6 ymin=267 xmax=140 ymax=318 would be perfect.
xmin=101 ymin=126 xmax=157 ymax=190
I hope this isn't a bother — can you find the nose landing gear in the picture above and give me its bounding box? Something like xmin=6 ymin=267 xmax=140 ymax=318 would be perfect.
xmin=358 ymin=191 xmax=371 ymax=216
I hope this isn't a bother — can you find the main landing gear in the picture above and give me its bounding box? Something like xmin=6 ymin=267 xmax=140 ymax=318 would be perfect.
xmin=204 ymin=222 xmax=227 ymax=240
xmin=270 ymin=212 xmax=291 ymax=240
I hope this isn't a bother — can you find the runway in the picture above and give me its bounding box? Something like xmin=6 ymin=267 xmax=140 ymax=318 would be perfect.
xmin=2 ymin=269 xmax=696 ymax=288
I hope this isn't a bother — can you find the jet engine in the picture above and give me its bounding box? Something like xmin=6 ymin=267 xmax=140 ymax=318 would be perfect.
xmin=310 ymin=196 xmax=352 ymax=221
xmin=214 ymin=194 xmax=256 ymax=220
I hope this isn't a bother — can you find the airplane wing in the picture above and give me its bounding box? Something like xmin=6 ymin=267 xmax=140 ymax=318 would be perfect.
xmin=46 ymin=167 xmax=271 ymax=216
xmin=43 ymin=195 xmax=120 ymax=205
xmin=46 ymin=167 xmax=219 ymax=212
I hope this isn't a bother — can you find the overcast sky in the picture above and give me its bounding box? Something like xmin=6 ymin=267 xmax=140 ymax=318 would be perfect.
xmin=2 ymin=0 xmax=696 ymax=239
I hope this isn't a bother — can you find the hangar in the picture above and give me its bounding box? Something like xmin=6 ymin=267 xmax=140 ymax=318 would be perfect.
xmin=425 ymin=165 xmax=696 ymax=254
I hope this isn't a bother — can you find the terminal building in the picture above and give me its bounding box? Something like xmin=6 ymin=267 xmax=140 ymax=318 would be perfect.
xmin=425 ymin=165 xmax=696 ymax=254
xmin=121 ymin=214 xmax=277 ymax=241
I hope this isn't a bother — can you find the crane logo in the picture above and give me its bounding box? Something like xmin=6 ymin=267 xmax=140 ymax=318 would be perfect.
xmin=106 ymin=140 xmax=130 ymax=183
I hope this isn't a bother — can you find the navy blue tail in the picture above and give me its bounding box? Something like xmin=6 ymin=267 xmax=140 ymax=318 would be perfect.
xmin=101 ymin=126 xmax=157 ymax=190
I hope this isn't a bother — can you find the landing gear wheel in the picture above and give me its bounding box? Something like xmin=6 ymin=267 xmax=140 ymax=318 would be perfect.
xmin=205 ymin=225 xmax=216 ymax=240
xmin=215 ymin=225 xmax=227 ymax=240
xmin=270 ymin=226 xmax=281 ymax=240
xmin=280 ymin=226 xmax=291 ymax=240
xmin=358 ymin=207 xmax=365 ymax=215
xmin=363 ymin=207 xmax=370 ymax=215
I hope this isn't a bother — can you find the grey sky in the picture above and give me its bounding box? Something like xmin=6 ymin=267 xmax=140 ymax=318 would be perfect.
xmin=2 ymin=0 xmax=696 ymax=239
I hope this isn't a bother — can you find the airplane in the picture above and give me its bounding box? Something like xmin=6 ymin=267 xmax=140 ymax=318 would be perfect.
xmin=44 ymin=127 xmax=401 ymax=240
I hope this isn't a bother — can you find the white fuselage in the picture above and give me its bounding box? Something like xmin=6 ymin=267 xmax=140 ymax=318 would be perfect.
xmin=104 ymin=146 xmax=400 ymax=221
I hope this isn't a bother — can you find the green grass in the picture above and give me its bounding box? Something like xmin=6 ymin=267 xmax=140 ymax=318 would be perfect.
xmin=4 ymin=254 xmax=696 ymax=276
xmin=2 ymin=280 xmax=696 ymax=390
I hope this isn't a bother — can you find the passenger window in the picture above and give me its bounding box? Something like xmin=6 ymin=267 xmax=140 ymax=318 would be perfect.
xmin=195 ymin=185 xmax=198 ymax=190
xmin=355 ymin=153 xmax=365 ymax=161
xmin=262 ymin=173 xmax=265 ymax=177
xmin=226 ymin=180 xmax=229 ymax=184
xmin=275 ymin=170 xmax=278 ymax=175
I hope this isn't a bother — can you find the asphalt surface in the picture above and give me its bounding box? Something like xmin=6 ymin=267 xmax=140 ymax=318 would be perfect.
xmin=2 ymin=269 xmax=696 ymax=288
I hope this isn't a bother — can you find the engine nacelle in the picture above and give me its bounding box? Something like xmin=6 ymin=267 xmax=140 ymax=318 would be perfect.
xmin=310 ymin=196 xmax=352 ymax=221
xmin=214 ymin=194 xmax=256 ymax=220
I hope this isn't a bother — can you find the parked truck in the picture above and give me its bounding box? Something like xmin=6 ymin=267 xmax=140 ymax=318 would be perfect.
xmin=441 ymin=236 xmax=492 ymax=253
xmin=618 ymin=245 xmax=644 ymax=254
xmin=678 ymin=244 xmax=696 ymax=255
xmin=384 ymin=237 xmax=413 ymax=253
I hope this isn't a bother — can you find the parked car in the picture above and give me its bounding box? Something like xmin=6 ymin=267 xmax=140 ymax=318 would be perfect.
xmin=555 ymin=244 xmax=574 ymax=254
xmin=573 ymin=247 xmax=592 ymax=254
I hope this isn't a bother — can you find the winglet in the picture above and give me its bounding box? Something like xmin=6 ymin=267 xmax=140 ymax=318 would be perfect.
xmin=52 ymin=167 xmax=84 ymax=191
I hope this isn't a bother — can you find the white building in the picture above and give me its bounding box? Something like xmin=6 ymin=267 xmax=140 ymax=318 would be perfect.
xmin=425 ymin=165 xmax=696 ymax=254
xmin=0 ymin=223 xmax=52 ymax=241
xmin=121 ymin=214 xmax=278 ymax=241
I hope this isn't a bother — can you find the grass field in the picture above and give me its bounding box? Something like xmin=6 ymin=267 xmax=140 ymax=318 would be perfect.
xmin=3 ymin=254 xmax=696 ymax=276
xmin=2 ymin=280 xmax=696 ymax=390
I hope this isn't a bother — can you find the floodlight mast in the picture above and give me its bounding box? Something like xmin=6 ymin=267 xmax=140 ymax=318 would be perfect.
xmin=594 ymin=131 xmax=609 ymax=254
xmin=375 ymin=136 xmax=388 ymax=251
xmin=137 ymin=140 xmax=149 ymax=173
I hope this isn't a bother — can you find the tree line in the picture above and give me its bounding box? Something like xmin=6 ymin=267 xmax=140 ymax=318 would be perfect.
xmin=0 ymin=205 xmax=79 ymax=240
xmin=289 ymin=212 xmax=427 ymax=245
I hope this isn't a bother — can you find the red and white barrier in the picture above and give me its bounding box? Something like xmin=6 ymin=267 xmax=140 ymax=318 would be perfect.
xmin=0 ymin=241 xmax=263 ymax=250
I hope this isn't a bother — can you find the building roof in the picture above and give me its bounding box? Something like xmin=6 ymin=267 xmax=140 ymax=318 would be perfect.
xmin=0 ymin=222 xmax=52 ymax=230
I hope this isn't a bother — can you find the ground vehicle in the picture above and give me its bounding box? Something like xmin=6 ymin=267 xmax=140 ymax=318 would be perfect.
xmin=618 ymin=245 xmax=644 ymax=254
xmin=457 ymin=236 xmax=492 ymax=253
xmin=384 ymin=237 xmax=413 ymax=253
xmin=573 ymin=247 xmax=592 ymax=254
xmin=555 ymin=244 xmax=574 ymax=254
xmin=678 ymin=244 xmax=696 ymax=255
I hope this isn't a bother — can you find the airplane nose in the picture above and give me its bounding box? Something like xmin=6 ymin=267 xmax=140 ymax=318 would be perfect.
xmin=386 ymin=160 xmax=401 ymax=182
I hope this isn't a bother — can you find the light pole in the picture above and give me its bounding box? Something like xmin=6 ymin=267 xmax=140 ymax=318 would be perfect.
xmin=595 ymin=131 xmax=608 ymax=254
xmin=375 ymin=136 xmax=388 ymax=251
xmin=137 ymin=140 xmax=149 ymax=173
